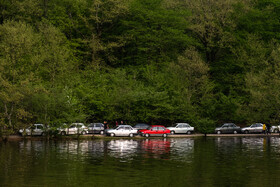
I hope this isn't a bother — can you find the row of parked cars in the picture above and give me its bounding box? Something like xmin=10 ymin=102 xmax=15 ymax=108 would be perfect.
xmin=18 ymin=123 xmax=195 ymax=137
xmin=18 ymin=122 xmax=280 ymax=137
xmin=214 ymin=123 xmax=280 ymax=134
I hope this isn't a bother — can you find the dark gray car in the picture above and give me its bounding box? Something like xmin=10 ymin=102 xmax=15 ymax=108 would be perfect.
xmin=133 ymin=123 xmax=150 ymax=130
xmin=87 ymin=123 xmax=105 ymax=134
xmin=215 ymin=123 xmax=241 ymax=134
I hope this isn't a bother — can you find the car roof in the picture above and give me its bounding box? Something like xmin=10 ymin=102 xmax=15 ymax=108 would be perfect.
xmin=150 ymin=125 xmax=165 ymax=127
xmin=118 ymin=125 xmax=132 ymax=127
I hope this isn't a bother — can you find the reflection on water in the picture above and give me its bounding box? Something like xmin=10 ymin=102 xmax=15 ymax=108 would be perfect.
xmin=2 ymin=137 xmax=280 ymax=186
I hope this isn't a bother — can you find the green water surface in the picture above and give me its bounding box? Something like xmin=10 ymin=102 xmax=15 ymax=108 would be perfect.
xmin=1 ymin=137 xmax=279 ymax=186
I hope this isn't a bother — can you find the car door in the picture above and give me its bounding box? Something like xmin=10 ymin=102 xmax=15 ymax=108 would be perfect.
xmin=182 ymin=124 xmax=189 ymax=133
xmin=176 ymin=124 xmax=183 ymax=133
xmin=116 ymin=126 xmax=124 ymax=136
xmin=35 ymin=125 xmax=44 ymax=135
xmin=151 ymin=127 xmax=158 ymax=136
xmin=157 ymin=127 xmax=165 ymax=135
xmin=124 ymin=127 xmax=132 ymax=136
xmin=95 ymin=124 xmax=101 ymax=133
xmin=221 ymin=124 xmax=229 ymax=133
xmin=250 ymin=124 xmax=256 ymax=133
xmin=256 ymin=124 xmax=263 ymax=133
xmin=68 ymin=125 xmax=76 ymax=134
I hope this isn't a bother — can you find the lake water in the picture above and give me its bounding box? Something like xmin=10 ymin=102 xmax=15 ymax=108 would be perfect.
xmin=1 ymin=137 xmax=280 ymax=186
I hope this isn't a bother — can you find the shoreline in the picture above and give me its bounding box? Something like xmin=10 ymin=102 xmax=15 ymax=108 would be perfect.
xmin=1 ymin=133 xmax=280 ymax=142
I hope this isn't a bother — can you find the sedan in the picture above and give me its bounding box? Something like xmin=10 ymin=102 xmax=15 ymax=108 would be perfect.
xmin=58 ymin=123 xmax=87 ymax=135
xmin=215 ymin=123 xmax=241 ymax=134
xmin=241 ymin=123 xmax=263 ymax=134
xmin=139 ymin=125 xmax=171 ymax=137
xmin=106 ymin=125 xmax=138 ymax=137
xmin=166 ymin=123 xmax=194 ymax=134
xmin=19 ymin=124 xmax=46 ymax=136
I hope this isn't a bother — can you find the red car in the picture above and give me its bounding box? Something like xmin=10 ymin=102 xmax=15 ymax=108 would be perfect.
xmin=139 ymin=125 xmax=170 ymax=137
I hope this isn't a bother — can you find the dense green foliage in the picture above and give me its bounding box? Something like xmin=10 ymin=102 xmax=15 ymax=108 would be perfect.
xmin=1 ymin=0 xmax=280 ymax=134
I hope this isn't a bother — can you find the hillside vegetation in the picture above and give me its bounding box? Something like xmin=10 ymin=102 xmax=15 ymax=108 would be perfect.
xmin=1 ymin=0 xmax=280 ymax=134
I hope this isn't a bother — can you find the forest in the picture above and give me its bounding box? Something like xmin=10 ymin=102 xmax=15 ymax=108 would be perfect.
xmin=1 ymin=0 xmax=280 ymax=134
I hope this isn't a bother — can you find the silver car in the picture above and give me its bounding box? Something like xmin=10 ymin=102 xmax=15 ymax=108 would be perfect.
xmin=270 ymin=125 xmax=280 ymax=133
xmin=58 ymin=123 xmax=87 ymax=135
xmin=19 ymin=124 xmax=46 ymax=136
xmin=167 ymin=123 xmax=194 ymax=134
xmin=106 ymin=125 xmax=138 ymax=137
xmin=241 ymin=123 xmax=263 ymax=134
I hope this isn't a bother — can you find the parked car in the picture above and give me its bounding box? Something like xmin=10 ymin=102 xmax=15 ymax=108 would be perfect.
xmin=166 ymin=123 xmax=194 ymax=134
xmin=105 ymin=125 xmax=138 ymax=137
xmin=270 ymin=125 xmax=280 ymax=133
xmin=133 ymin=123 xmax=150 ymax=130
xmin=139 ymin=125 xmax=171 ymax=137
xmin=58 ymin=123 xmax=87 ymax=135
xmin=19 ymin=124 xmax=46 ymax=136
xmin=241 ymin=123 xmax=263 ymax=134
xmin=87 ymin=123 xmax=105 ymax=134
xmin=215 ymin=123 xmax=241 ymax=134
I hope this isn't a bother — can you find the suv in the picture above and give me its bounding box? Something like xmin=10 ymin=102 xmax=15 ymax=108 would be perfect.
xmin=87 ymin=123 xmax=105 ymax=134
xmin=58 ymin=123 xmax=87 ymax=135
xmin=19 ymin=124 xmax=46 ymax=136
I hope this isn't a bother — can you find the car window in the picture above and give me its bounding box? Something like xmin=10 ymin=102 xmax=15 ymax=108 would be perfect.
xmin=118 ymin=127 xmax=124 ymax=130
xmin=37 ymin=125 xmax=43 ymax=129
xmin=257 ymin=124 xmax=262 ymax=127
xmin=222 ymin=124 xmax=229 ymax=128
xmin=152 ymin=127 xmax=158 ymax=131
xmin=69 ymin=125 xmax=76 ymax=128
xmin=177 ymin=125 xmax=182 ymax=128
xmin=158 ymin=127 xmax=165 ymax=130
xmin=125 ymin=127 xmax=131 ymax=130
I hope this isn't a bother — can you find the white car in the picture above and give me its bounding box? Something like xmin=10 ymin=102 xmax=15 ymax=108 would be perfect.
xmin=19 ymin=124 xmax=46 ymax=136
xmin=106 ymin=125 xmax=138 ymax=137
xmin=241 ymin=123 xmax=263 ymax=134
xmin=58 ymin=123 xmax=87 ymax=135
xmin=166 ymin=123 xmax=194 ymax=134
xmin=270 ymin=125 xmax=280 ymax=133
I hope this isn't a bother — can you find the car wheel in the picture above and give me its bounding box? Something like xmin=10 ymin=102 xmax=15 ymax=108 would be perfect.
xmin=163 ymin=134 xmax=167 ymax=137
xmin=145 ymin=133 xmax=149 ymax=137
xmin=274 ymin=129 xmax=279 ymax=133
xmin=245 ymin=130 xmax=249 ymax=134
xmin=81 ymin=131 xmax=86 ymax=135
xmin=217 ymin=131 xmax=221 ymax=134
xmin=100 ymin=131 xmax=104 ymax=135
xmin=41 ymin=132 xmax=45 ymax=136
xmin=61 ymin=131 xmax=66 ymax=136
xmin=110 ymin=133 xmax=115 ymax=137
xmin=233 ymin=131 xmax=238 ymax=134
xmin=129 ymin=133 xmax=134 ymax=137
xmin=170 ymin=131 xmax=175 ymax=135
xmin=187 ymin=131 xmax=191 ymax=135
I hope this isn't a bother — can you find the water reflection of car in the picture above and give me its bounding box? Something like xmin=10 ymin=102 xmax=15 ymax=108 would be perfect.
xmin=215 ymin=123 xmax=241 ymax=134
xmin=166 ymin=123 xmax=194 ymax=134
xmin=19 ymin=124 xmax=46 ymax=136
xmin=241 ymin=123 xmax=263 ymax=134
xmin=87 ymin=123 xmax=105 ymax=134
xmin=270 ymin=125 xmax=280 ymax=133
xmin=141 ymin=139 xmax=171 ymax=158
xmin=58 ymin=123 xmax=87 ymax=135
xmin=106 ymin=125 xmax=138 ymax=137
xmin=139 ymin=125 xmax=171 ymax=137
